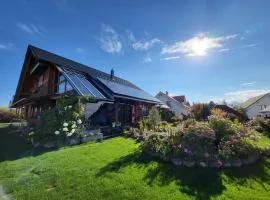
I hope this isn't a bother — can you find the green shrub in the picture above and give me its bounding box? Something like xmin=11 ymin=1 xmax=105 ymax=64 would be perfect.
xmin=181 ymin=118 xmax=196 ymax=129
xmin=249 ymin=117 xmax=270 ymax=136
xmin=142 ymin=133 xmax=173 ymax=156
xmin=159 ymin=108 xmax=175 ymax=123
xmin=179 ymin=123 xmax=216 ymax=160
xmin=190 ymin=103 xmax=211 ymax=121
xmin=218 ymin=135 xmax=255 ymax=160
xmin=147 ymin=107 xmax=161 ymax=130
xmin=34 ymin=95 xmax=84 ymax=144
xmin=209 ymin=116 xmax=234 ymax=142
xmin=156 ymin=121 xmax=172 ymax=132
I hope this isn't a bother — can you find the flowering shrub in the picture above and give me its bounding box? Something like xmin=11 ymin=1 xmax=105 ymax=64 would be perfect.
xmin=141 ymin=116 xmax=258 ymax=165
xmin=179 ymin=123 xmax=216 ymax=161
xmin=248 ymin=117 xmax=270 ymax=136
xmin=34 ymin=95 xmax=85 ymax=143
xmin=218 ymin=134 xmax=255 ymax=160
xmin=142 ymin=133 xmax=173 ymax=157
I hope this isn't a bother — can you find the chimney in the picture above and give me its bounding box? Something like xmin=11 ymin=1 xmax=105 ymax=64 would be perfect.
xmin=165 ymin=91 xmax=168 ymax=95
xmin=110 ymin=68 xmax=114 ymax=79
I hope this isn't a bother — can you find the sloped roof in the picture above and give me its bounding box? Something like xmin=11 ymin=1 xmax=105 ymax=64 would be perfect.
xmin=156 ymin=91 xmax=184 ymax=105
xmin=172 ymin=95 xmax=186 ymax=103
xmin=14 ymin=45 xmax=160 ymax=104
xmin=241 ymin=93 xmax=269 ymax=109
xmin=29 ymin=45 xmax=140 ymax=90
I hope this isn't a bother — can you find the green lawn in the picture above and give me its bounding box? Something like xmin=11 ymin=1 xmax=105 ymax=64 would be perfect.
xmin=0 ymin=125 xmax=270 ymax=200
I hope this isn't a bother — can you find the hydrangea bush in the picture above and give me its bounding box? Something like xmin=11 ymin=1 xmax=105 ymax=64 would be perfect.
xmin=34 ymin=95 xmax=89 ymax=144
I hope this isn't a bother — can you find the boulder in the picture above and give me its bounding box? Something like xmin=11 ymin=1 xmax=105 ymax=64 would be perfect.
xmin=223 ymin=161 xmax=231 ymax=168
xmin=183 ymin=161 xmax=195 ymax=167
xmin=172 ymin=159 xmax=182 ymax=166
xmin=198 ymin=161 xmax=208 ymax=168
xmin=231 ymin=160 xmax=242 ymax=167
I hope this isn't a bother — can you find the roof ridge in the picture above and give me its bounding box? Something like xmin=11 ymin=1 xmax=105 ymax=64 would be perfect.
xmin=241 ymin=93 xmax=269 ymax=109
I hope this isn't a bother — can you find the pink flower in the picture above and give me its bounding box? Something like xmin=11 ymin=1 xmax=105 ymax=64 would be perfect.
xmin=184 ymin=148 xmax=188 ymax=153
xmin=216 ymin=160 xmax=223 ymax=168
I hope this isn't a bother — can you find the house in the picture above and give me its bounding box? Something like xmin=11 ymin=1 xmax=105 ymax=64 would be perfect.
xmin=11 ymin=45 xmax=161 ymax=129
xmin=155 ymin=91 xmax=188 ymax=116
xmin=172 ymin=95 xmax=187 ymax=104
xmin=240 ymin=93 xmax=270 ymax=119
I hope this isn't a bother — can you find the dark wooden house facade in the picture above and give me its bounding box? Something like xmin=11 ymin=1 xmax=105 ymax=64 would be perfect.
xmin=11 ymin=45 xmax=160 ymax=128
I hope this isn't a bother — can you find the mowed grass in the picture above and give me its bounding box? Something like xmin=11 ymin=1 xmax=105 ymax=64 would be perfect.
xmin=0 ymin=126 xmax=270 ymax=200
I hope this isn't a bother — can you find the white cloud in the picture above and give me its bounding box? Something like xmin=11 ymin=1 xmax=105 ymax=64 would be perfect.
xmin=132 ymin=38 xmax=162 ymax=51
xmin=126 ymin=30 xmax=136 ymax=42
xmin=242 ymin=44 xmax=257 ymax=48
xmin=241 ymin=81 xmax=256 ymax=86
xmin=16 ymin=22 xmax=45 ymax=36
xmin=160 ymin=56 xmax=181 ymax=61
xmin=76 ymin=47 xmax=85 ymax=54
xmin=209 ymin=89 xmax=270 ymax=104
xmin=143 ymin=56 xmax=152 ymax=63
xmin=218 ymin=48 xmax=230 ymax=52
xmin=162 ymin=33 xmax=238 ymax=56
xmin=0 ymin=43 xmax=14 ymax=50
xmin=99 ymin=24 xmax=123 ymax=54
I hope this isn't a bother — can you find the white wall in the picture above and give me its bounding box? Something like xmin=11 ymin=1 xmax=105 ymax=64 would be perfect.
xmin=156 ymin=93 xmax=187 ymax=116
xmin=245 ymin=93 xmax=270 ymax=119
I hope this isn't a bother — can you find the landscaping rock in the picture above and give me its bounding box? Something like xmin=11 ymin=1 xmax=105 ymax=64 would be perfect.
xmin=160 ymin=155 xmax=170 ymax=162
xmin=183 ymin=161 xmax=195 ymax=167
xmin=198 ymin=161 xmax=208 ymax=168
xmin=43 ymin=142 xmax=57 ymax=148
xmin=172 ymin=159 xmax=182 ymax=166
xmin=68 ymin=138 xmax=80 ymax=145
xmin=231 ymin=160 xmax=242 ymax=167
xmin=223 ymin=161 xmax=231 ymax=168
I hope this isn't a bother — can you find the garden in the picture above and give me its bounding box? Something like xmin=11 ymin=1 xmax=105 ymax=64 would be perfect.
xmin=0 ymin=100 xmax=270 ymax=199
xmin=124 ymin=104 xmax=270 ymax=168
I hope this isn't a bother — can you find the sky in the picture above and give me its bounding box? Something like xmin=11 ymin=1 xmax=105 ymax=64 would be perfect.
xmin=0 ymin=0 xmax=270 ymax=106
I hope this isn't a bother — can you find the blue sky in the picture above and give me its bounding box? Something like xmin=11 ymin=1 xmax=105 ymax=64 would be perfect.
xmin=1 ymin=0 xmax=270 ymax=106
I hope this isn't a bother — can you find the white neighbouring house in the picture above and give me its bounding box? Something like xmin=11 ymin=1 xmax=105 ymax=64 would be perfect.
xmin=155 ymin=91 xmax=189 ymax=116
xmin=240 ymin=93 xmax=270 ymax=119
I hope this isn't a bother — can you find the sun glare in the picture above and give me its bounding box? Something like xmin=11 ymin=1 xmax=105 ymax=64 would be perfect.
xmin=190 ymin=37 xmax=208 ymax=56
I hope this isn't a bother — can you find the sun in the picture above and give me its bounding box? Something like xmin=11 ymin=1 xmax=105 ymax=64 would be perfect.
xmin=190 ymin=37 xmax=208 ymax=56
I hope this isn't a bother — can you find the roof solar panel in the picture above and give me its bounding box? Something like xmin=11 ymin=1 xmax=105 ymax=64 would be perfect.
xmin=59 ymin=67 xmax=106 ymax=99
xmin=98 ymin=78 xmax=160 ymax=102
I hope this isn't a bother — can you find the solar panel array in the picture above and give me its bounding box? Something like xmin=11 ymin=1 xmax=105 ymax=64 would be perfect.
xmin=98 ymin=78 xmax=160 ymax=102
xmin=60 ymin=67 xmax=106 ymax=99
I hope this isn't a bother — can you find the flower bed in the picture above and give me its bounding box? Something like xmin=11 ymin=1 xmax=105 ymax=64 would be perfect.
xmin=144 ymin=148 xmax=260 ymax=168
xmin=141 ymin=109 xmax=261 ymax=168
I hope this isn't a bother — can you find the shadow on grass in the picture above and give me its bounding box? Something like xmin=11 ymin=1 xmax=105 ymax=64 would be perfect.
xmin=0 ymin=125 xmax=60 ymax=162
xmin=96 ymin=151 xmax=270 ymax=200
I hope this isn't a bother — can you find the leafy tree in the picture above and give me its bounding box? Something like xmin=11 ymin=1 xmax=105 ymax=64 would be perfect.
xmin=190 ymin=103 xmax=211 ymax=121
xmin=148 ymin=107 xmax=161 ymax=130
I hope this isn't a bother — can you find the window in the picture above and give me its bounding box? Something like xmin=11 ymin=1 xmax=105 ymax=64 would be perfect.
xmin=58 ymin=82 xmax=65 ymax=94
xmin=66 ymin=82 xmax=73 ymax=92
xmin=57 ymin=73 xmax=75 ymax=94
xmin=38 ymin=75 xmax=44 ymax=87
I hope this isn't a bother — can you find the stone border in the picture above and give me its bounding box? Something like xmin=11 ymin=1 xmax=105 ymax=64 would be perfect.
xmin=144 ymin=149 xmax=260 ymax=168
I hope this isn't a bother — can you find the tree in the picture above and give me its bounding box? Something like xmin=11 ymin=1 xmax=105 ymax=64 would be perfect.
xmin=148 ymin=107 xmax=161 ymax=130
